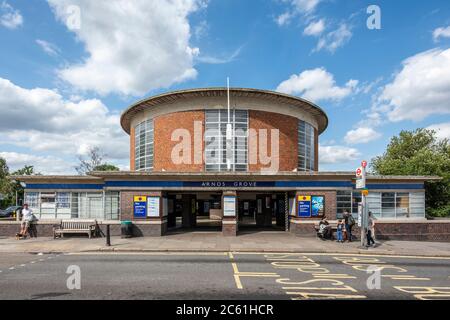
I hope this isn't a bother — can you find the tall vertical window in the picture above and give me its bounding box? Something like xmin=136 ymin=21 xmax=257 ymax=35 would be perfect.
xmin=134 ymin=119 xmax=154 ymax=171
xmin=24 ymin=192 xmax=39 ymax=209
xmin=298 ymin=120 xmax=315 ymax=172
xmin=336 ymin=190 xmax=361 ymax=218
xmin=205 ymin=109 xmax=248 ymax=171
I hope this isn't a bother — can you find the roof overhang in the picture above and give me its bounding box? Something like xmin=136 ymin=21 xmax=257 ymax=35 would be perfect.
xmin=120 ymin=87 xmax=329 ymax=135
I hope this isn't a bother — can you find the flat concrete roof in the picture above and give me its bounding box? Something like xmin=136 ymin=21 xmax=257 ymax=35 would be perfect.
xmin=10 ymin=172 xmax=441 ymax=183
xmin=120 ymin=87 xmax=329 ymax=134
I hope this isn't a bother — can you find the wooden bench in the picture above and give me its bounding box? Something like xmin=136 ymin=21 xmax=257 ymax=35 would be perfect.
xmin=53 ymin=220 xmax=98 ymax=239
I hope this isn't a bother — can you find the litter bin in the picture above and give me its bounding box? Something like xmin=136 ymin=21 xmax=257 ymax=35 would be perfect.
xmin=121 ymin=221 xmax=133 ymax=238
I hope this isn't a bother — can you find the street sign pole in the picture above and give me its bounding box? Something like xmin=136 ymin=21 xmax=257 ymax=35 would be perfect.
xmin=356 ymin=161 xmax=368 ymax=247
xmin=360 ymin=162 xmax=367 ymax=247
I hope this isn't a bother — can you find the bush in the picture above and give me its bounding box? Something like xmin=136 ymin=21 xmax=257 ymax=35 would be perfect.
xmin=428 ymin=205 xmax=450 ymax=218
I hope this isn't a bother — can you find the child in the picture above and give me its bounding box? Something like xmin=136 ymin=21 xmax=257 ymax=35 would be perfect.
xmin=336 ymin=219 xmax=344 ymax=243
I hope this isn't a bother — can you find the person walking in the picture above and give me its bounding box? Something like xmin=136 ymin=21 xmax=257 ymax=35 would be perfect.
xmin=366 ymin=211 xmax=376 ymax=247
xmin=343 ymin=210 xmax=355 ymax=242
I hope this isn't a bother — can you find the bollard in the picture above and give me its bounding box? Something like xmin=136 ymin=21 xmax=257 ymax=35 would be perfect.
xmin=106 ymin=224 xmax=111 ymax=246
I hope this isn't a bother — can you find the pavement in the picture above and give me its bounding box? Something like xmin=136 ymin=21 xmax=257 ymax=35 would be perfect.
xmin=1 ymin=231 xmax=450 ymax=257
xmin=1 ymin=252 xmax=450 ymax=300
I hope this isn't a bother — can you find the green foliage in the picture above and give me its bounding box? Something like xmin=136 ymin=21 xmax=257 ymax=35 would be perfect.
xmin=94 ymin=163 xmax=120 ymax=172
xmin=371 ymin=128 xmax=450 ymax=217
xmin=0 ymin=158 xmax=38 ymax=208
xmin=75 ymin=146 xmax=120 ymax=175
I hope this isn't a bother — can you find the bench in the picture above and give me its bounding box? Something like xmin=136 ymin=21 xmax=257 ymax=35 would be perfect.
xmin=53 ymin=220 xmax=98 ymax=239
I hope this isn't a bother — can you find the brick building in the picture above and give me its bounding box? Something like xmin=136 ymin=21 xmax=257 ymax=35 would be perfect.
xmin=8 ymin=88 xmax=448 ymax=240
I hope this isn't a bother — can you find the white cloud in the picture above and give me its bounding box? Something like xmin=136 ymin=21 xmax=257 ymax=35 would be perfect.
xmin=36 ymin=39 xmax=60 ymax=57
xmin=276 ymin=0 xmax=321 ymax=26
xmin=196 ymin=46 xmax=243 ymax=64
xmin=0 ymin=1 xmax=23 ymax=29
xmin=319 ymin=145 xmax=360 ymax=165
xmin=0 ymin=152 xmax=70 ymax=175
xmin=290 ymin=0 xmax=321 ymax=14
xmin=344 ymin=127 xmax=382 ymax=145
xmin=276 ymin=67 xmax=358 ymax=102
xmin=378 ymin=48 xmax=450 ymax=122
xmin=47 ymin=0 xmax=204 ymax=96
xmin=433 ymin=25 xmax=450 ymax=41
xmin=427 ymin=122 xmax=450 ymax=141
xmin=303 ymin=19 xmax=325 ymax=36
xmin=315 ymin=23 xmax=352 ymax=53
xmin=0 ymin=77 xmax=129 ymax=165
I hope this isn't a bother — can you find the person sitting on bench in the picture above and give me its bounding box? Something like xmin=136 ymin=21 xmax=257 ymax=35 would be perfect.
xmin=19 ymin=204 xmax=34 ymax=238
xmin=318 ymin=219 xmax=332 ymax=240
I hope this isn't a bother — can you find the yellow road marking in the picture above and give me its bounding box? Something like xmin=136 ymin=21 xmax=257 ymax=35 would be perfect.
xmin=238 ymin=252 xmax=450 ymax=260
xmin=233 ymin=275 xmax=243 ymax=289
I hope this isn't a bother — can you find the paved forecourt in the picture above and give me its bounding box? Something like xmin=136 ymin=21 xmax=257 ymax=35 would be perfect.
xmin=0 ymin=252 xmax=449 ymax=300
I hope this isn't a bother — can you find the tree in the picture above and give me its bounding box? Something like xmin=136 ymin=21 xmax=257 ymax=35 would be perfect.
xmin=371 ymin=128 xmax=450 ymax=217
xmin=0 ymin=157 xmax=10 ymax=208
xmin=0 ymin=158 xmax=38 ymax=208
xmin=94 ymin=164 xmax=120 ymax=172
xmin=75 ymin=147 xmax=120 ymax=175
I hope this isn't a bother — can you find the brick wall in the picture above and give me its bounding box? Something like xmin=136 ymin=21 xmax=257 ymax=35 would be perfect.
xmin=248 ymin=110 xmax=299 ymax=172
xmin=120 ymin=191 xmax=162 ymax=221
xmin=153 ymin=110 xmax=205 ymax=172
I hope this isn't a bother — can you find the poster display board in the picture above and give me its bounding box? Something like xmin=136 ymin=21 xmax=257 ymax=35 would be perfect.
xmin=133 ymin=196 xmax=147 ymax=218
xmin=311 ymin=196 xmax=325 ymax=217
xmin=147 ymin=196 xmax=160 ymax=217
xmin=223 ymin=196 xmax=236 ymax=217
xmin=298 ymin=196 xmax=312 ymax=218
xmin=298 ymin=195 xmax=325 ymax=218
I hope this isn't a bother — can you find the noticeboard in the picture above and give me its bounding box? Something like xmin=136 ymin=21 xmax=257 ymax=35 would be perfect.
xmin=223 ymin=196 xmax=236 ymax=217
xmin=133 ymin=196 xmax=147 ymax=218
xmin=298 ymin=196 xmax=312 ymax=218
xmin=147 ymin=196 xmax=160 ymax=217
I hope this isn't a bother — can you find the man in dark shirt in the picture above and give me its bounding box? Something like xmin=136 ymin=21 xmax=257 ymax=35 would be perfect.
xmin=343 ymin=210 xmax=354 ymax=242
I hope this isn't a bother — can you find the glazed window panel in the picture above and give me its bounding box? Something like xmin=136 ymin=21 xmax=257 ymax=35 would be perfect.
xmin=298 ymin=120 xmax=315 ymax=172
xmin=205 ymin=109 xmax=248 ymax=172
xmin=24 ymin=192 xmax=39 ymax=210
xmin=134 ymin=119 xmax=154 ymax=171
xmin=410 ymin=192 xmax=425 ymax=218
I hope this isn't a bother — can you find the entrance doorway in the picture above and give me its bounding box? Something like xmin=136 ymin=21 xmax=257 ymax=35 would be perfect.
xmin=166 ymin=192 xmax=223 ymax=233
xmin=237 ymin=192 xmax=287 ymax=232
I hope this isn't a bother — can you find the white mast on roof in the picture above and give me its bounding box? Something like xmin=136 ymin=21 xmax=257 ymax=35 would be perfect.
xmin=226 ymin=77 xmax=233 ymax=171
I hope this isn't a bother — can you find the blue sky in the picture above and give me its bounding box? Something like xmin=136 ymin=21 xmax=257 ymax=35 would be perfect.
xmin=0 ymin=0 xmax=449 ymax=174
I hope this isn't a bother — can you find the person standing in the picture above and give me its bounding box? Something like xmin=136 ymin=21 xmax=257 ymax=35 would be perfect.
xmin=343 ymin=210 xmax=355 ymax=242
xmin=336 ymin=219 xmax=344 ymax=243
xmin=366 ymin=211 xmax=376 ymax=247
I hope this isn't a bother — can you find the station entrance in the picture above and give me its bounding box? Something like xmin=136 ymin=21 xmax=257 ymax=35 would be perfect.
xmin=166 ymin=192 xmax=223 ymax=232
xmin=237 ymin=192 xmax=288 ymax=231
xmin=166 ymin=191 xmax=290 ymax=234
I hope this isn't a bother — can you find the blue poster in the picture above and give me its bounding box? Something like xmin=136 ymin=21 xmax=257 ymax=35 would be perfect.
xmin=133 ymin=196 xmax=147 ymax=218
xmin=311 ymin=196 xmax=324 ymax=217
xmin=298 ymin=196 xmax=311 ymax=218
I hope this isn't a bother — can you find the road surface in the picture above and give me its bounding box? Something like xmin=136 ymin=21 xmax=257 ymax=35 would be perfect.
xmin=0 ymin=252 xmax=449 ymax=300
